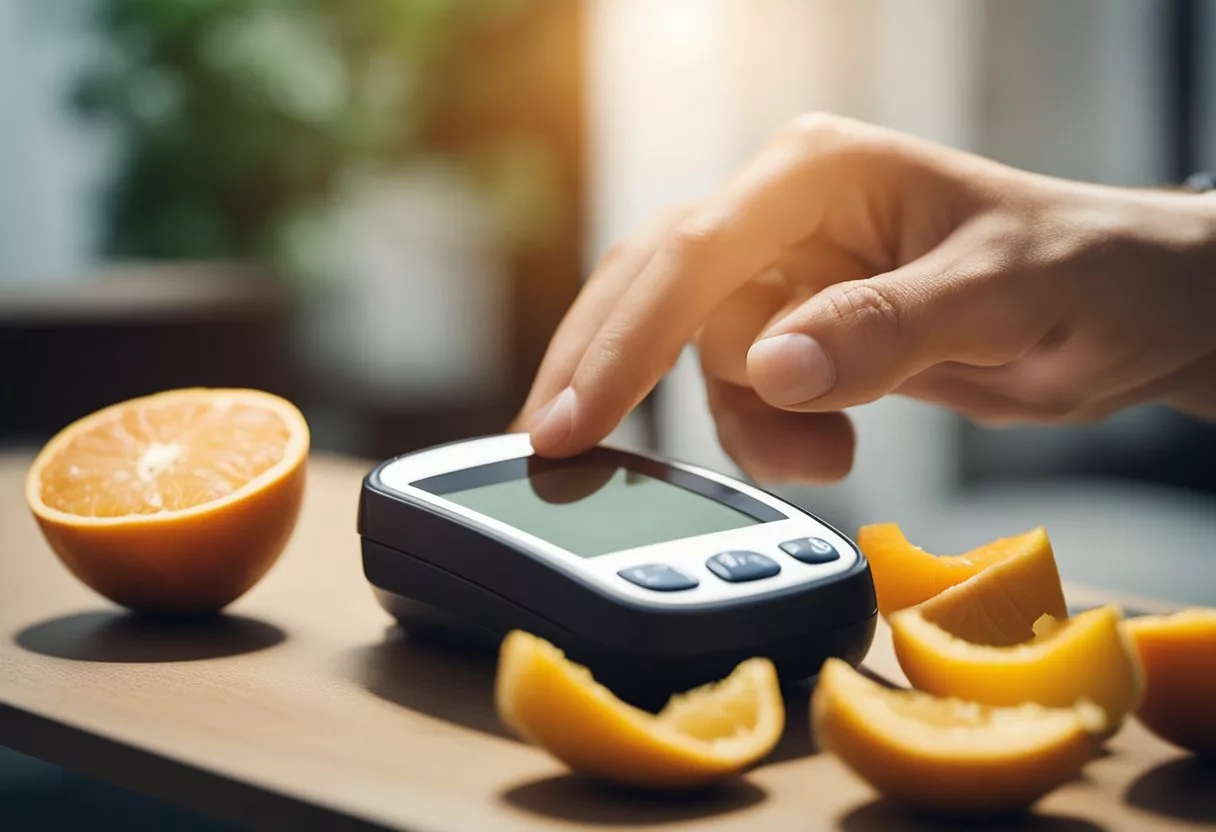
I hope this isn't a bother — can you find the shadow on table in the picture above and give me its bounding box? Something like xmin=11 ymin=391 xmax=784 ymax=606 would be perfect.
xmin=1124 ymin=755 xmax=1216 ymax=824
xmin=838 ymin=800 xmax=1107 ymax=831
xmin=349 ymin=625 xmax=843 ymax=755
xmin=767 ymin=664 xmax=898 ymax=764
xmin=15 ymin=610 xmax=286 ymax=662
xmin=501 ymin=774 xmax=766 ymax=825
xmin=346 ymin=625 xmax=517 ymax=741
xmin=768 ymin=679 xmax=815 ymax=763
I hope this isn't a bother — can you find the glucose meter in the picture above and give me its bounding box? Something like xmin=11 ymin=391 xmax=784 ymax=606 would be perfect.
xmin=358 ymin=434 xmax=876 ymax=699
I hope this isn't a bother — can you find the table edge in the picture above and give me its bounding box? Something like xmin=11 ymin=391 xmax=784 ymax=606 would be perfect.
xmin=0 ymin=702 xmax=395 ymax=832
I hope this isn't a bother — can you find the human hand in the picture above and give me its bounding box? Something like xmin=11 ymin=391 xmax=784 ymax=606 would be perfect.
xmin=513 ymin=114 xmax=1216 ymax=483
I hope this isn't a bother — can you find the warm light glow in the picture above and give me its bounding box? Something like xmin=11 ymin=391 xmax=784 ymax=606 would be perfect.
xmin=648 ymin=0 xmax=722 ymax=59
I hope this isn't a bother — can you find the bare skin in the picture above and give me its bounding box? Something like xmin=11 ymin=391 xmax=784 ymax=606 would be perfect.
xmin=512 ymin=114 xmax=1216 ymax=484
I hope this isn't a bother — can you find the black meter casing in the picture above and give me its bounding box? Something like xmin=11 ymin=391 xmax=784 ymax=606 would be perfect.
xmin=358 ymin=439 xmax=877 ymax=704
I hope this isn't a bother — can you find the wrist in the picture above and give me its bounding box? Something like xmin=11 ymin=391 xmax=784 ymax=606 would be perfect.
xmin=1051 ymin=180 xmax=1216 ymax=294
xmin=1124 ymin=188 xmax=1216 ymax=306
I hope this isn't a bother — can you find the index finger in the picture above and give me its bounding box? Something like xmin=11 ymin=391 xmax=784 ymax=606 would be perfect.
xmin=529 ymin=114 xmax=880 ymax=456
xmin=508 ymin=204 xmax=694 ymax=433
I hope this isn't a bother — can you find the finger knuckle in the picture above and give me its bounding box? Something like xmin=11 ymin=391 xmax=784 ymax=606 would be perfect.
xmin=591 ymin=325 xmax=629 ymax=373
xmin=713 ymin=425 xmax=771 ymax=482
xmin=1028 ymin=401 xmax=1079 ymax=422
xmin=1018 ymin=376 xmax=1084 ymax=420
xmin=784 ymin=111 xmax=848 ymax=145
xmin=965 ymin=408 xmax=1032 ymax=428
xmin=781 ymin=112 xmax=878 ymax=169
xmin=733 ymin=451 xmax=826 ymax=487
xmin=820 ymin=282 xmax=905 ymax=343
xmin=597 ymin=240 xmax=629 ymax=271
xmin=664 ymin=218 xmax=723 ymax=263
xmin=800 ymin=448 xmax=854 ymax=484
xmin=655 ymin=201 xmax=697 ymax=225
xmin=737 ymin=457 xmax=787 ymax=486
xmin=598 ymin=203 xmax=700 ymax=273
xmin=769 ymin=441 xmax=855 ymax=485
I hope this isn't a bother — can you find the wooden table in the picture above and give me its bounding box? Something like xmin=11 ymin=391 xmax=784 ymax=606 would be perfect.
xmin=1 ymin=452 xmax=1211 ymax=831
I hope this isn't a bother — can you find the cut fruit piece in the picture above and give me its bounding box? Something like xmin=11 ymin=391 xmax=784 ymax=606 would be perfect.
xmin=913 ymin=529 xmax=1069 ymax=648
xmin=857 ymin=524 xmax=1053 ymax=618
xmin=1033 ymin=613 xmax=1064 ymax=640
xmin=812 ymin=658 xmax=1104 ymax=815
xmin=26 ymin=388 xmax=308 ymax=614
xmin=891 ymin=605 xmax=1142 ymax=732
xmin=494 ymin=630 xmax=784 ymax=789
xmin=1125 ymin=608 xmax=1216 ymax=755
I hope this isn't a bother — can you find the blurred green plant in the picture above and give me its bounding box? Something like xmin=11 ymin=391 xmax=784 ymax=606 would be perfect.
xmin=73 ymin=0 xmax=566 ymax=281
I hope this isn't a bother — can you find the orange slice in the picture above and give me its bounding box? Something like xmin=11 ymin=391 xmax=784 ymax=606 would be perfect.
xmin=910 ymin=528 xmax=1069 ymax=647
xmin=892 ymin=605 xmax=1142 ymax=732
xmin=857 ymin=524 xmax=1054 ymax=618
xmin=887 ymin=532 xmax=1141 ymax=731
xmin=812 ymin=658 xmax=1104 ymax=815
xmin=26 ymin=388 xmax=308 ymax=614
xmin=494 ymin=630 xmax=784 ymax=789
xmin=1124 ymin=608 xmax=1216 ymax=755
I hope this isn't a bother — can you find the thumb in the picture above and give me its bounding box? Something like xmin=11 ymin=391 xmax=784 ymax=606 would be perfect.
xmin=746 ymin=261 xmax=1030 ymax=411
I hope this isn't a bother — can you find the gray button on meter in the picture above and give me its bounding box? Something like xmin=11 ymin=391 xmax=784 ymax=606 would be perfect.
xmin=707 ymin=551 xmax=781 ymax=582
xmin=780 ymin=536 xmax=840 ymax=564
xmin=618 ymin=564 xmax=699 ymax=592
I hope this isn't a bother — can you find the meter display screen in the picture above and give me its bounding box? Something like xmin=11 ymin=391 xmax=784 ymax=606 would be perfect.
xmin=415 ymin=453 xmax=778 ymax=558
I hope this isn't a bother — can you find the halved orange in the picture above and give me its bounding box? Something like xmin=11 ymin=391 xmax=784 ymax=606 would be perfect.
xmin=857 ymin=524 xmax=1056 ymax=618
xmin=26 ymin=388 xmax=308 ymax=614
xmin=812 ymin=658 xmax=1104 ymax=815
xmin=494 ymin=630 xmax=784 ymax=789
xmin=1124 ymin=608 xmax=1216 ymax=755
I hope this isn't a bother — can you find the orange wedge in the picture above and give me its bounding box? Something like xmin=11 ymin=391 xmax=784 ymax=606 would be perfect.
xmin=26 ymin=388 xmax=308 ymax=614
xmin=892 ymin=605 xmax=1142 ymax=732
xmin=888 ymin=534 xmax=1141 ymax=731
xmin=494 ymin=631 xmax=784 ymax=789
xmin=857 ymin=524 xmax=1053 ymax=617
xmin=910 ymin=527 xmax=1069 ymax=647
xmin=1125 ymin=608 xmax=1216 ymax=755
xmin=812 ymin=658 xmax=1104 ymax=815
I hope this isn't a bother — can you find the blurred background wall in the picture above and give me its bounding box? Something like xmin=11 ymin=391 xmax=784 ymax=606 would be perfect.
xmin=2 ymin=0 xmax=1214 ymax=607
xmin=1 ymin=0 xmax=586 ymax=458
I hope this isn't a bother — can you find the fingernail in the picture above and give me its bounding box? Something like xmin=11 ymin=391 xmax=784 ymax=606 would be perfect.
xmin=529 ymin=387 xmax=578 ymax=450
xmin=748 ymin=333 xmax=836 ymax=406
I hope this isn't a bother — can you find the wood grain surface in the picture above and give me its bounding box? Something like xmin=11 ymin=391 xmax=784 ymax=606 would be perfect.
xmin=0 ymin=452 xmax=1210 ymax=831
